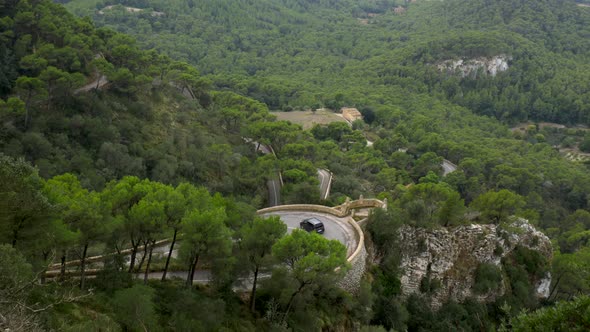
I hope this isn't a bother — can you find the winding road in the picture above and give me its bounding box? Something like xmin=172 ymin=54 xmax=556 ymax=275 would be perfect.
xmin=254 ymin=142 xmax=332 ymax=204
xmin=259 ymin=210 xmax=358 ymax=256
xmin=317 ymin=169 xmax=332 ymax=200
xmin=442 ymin=159 xmax=458 ymax=176
xmin=244 ymin=139 xmax=280 ymax=206
xmin=74 ymin=75 xmax=108 ymax=94
xmin=267 ymin=178 xmax=281 ymax=207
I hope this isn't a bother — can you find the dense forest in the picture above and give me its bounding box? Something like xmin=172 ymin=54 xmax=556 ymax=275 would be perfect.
xmin=64 ymin=0 xmax=590 ymax=125
xmin=1 ymin=0 xmax=590 ymax=330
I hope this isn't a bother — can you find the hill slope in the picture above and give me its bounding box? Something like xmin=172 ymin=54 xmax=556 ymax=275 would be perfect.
xmin=0 ymin=0 xmax=281 ymax=202
xmin=65 ymin=0 xmax=590 ymax=124
xmin=1 ymin=1 xmax=590 ymax=330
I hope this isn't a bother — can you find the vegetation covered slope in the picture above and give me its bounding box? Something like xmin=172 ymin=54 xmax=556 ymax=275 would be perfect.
xmin=56 ymin=0 xmax=590 ymax=228
xmin=0 ymin=0 xmax=300 ymax=206
xmin=1 ymin=0 xmax=590 ymax=330
xmin=66 ymin=0 xmax=590 ymax=124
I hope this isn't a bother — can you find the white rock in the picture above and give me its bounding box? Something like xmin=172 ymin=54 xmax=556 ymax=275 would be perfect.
xmin=397 ymin=218 xmax=552 ymax=309
xmin=536 ymin=272 xmax=552 ymax=298
xmin=436 ymin=55 xmax=511 ymax=78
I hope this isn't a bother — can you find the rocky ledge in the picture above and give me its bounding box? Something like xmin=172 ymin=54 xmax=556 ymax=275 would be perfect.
xmin=436 ymin=55 xmax=511 ymax=78
xmin=398 ymin=218 xmax=552 ymax=308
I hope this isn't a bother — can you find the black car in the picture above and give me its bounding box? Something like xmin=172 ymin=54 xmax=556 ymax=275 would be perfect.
xmin=300 ymin=217 xmax=325 ymax=234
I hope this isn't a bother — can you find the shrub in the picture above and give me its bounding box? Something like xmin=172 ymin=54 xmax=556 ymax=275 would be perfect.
xmin=512 ymin=246 xmax=547 ymax=278
xmin=473 ymin=263 xmax=503 ymax=294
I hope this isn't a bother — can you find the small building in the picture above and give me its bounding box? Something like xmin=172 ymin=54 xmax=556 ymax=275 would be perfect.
xmin=340 ymin=107 xmax=363 ymax=123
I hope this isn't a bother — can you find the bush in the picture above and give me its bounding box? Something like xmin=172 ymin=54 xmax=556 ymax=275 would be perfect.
xmin=512 ymin=246 xmax=547 ymax=278
xmin=508 ymin=295 xmax=590 ymax=331
xmin=112 ymin=284 xmax=158 ymax=331
xmin=580 ymin=134 xmax=590 ymax=153
xmin=473 ymin=263 xmax=503 ymax=294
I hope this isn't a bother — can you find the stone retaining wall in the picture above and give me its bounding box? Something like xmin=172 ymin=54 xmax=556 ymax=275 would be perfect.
xmin=338 ymin=216 xmax=369 ymax=293
xmin=333 ymin=198 xmax=385 ymax=216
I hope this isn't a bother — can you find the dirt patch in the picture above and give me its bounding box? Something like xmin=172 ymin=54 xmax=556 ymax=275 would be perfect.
xmin=273 ymin=109 xmax=348 ymax=130
xmin=560 ymin=148 xmax=590 ymax=162
xmin=510 ymin=122 xmax=568 ymax=132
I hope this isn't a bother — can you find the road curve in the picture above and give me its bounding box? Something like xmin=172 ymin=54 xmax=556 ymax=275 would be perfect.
xmin=74 ymin=75 xmax=108 ymax=94
xmin=256 ymin=143 xmax=273 ymax=155
xmin=259 ymin=210 xmax=358 ymax=257
xmin=267 ymin=178 xmax=281 ymax=207
xmin=317 ymin=169 xmax=332 ymax=200
xmin=442 ymin=159 xmax=458 ymax=176
xmin=248 ymin=140 xmax=281 ymax=206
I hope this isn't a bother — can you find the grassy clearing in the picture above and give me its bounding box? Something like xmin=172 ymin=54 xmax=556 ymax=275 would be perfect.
xmin=273 ymin=109 xmax=348 ymax=130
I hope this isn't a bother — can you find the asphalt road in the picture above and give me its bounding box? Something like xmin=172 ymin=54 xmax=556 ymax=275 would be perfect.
xmin=259 ymin=210 xmax=358 ymax=256
xmin=257 ymin=143 xmax=273 ymax=155
xmin=249 ymin=141 xmax=281 ymax=206
xmin=267 ymin=178 xmax=281 ymax=207
xmin=252 ymin=142 xmax=333 ymax=204
xmin=317 ymin=169 xmax=332 ymax=200
xmin=442 ymin=159 xmax=458 ymax=176
xmin=74 ymin=75 xmax=108 ymax=94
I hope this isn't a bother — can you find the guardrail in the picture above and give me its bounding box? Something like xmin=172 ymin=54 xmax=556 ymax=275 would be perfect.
xmin=333 ymin=198 xmax=385 ymax=216
xmin=257 ymin=204 xmax=346 ymax=217
xmin=256 ymin=201 xmax=379 ymax=265
xmin=344 ymin=198 xmax=384 ymax=210
xmin=48 ymin=238 xmax=173 ymax=269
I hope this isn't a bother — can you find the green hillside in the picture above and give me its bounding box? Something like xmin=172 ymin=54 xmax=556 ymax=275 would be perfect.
xmin=1 ymin=0 xmax=589 ymax=330
xmin=65 ymin=0 xmax=590 ymax=124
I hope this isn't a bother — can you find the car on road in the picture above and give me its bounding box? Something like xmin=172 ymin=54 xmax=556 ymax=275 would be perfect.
xmin=300 ymin=217 xmax=325 ymax=234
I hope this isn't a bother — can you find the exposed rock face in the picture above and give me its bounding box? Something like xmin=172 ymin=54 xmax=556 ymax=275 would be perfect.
xmin=437 ymin=55 xmax=511 ymax=78
xmin=398 ymin=218 xmax=552 ymax=308
xmin=536 ymin=272 xmax=552 ymax=298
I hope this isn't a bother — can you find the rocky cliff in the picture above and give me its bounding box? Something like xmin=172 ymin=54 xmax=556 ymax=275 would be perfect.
xmin=397 ymin=218 xmax=552 ymax=308
xmin=437 ymin=55 xmax=511 ymax=78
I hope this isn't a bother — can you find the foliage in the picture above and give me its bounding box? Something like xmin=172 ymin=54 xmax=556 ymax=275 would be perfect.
xmin=267 ymin=230 xmax=348 ymax=326
xmin=0 ymin=153 xmax=51 ymax=250
xmin=471 ymin=189 xmax=526 ymax=224
xmin=397 ymin=182 xmax=466 ymax=227
xmin=112 ymin=284 xmax=158 ymax=331
xmin=0 ymin=244 xmax=43 ymax=331
xmin=0 ymin=243 xmax=33 ymax=302
xmin=66 ymin=0 xmax=590 ymax=125
xmin=272 ymin=230 xmax=348 ymax=286
xmin=1 ymin=0 xmax=590 ymax=330
xmin=473 ymin=263 xmax=503 ymax=294
xmin=239 ymin=215 xmax=287 ymax=311
xmin=0 ymin=0 xmax=284 ymax=207
xmin=179 ymin=208 xmax=232 ymax=287
xmin=507 ymin=295 xmax=590 ymax=332
xmin=495 ymin=245 xmax=550 ymax=317
xmin=549 ymin=247 xmax=590 ymax=302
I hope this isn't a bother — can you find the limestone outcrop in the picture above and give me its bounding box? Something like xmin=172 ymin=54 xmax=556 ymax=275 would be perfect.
xmin=437 ymin=55 xmax=511 ymax=78
xmin=397 ymin=218 xmax=552 ymax=308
